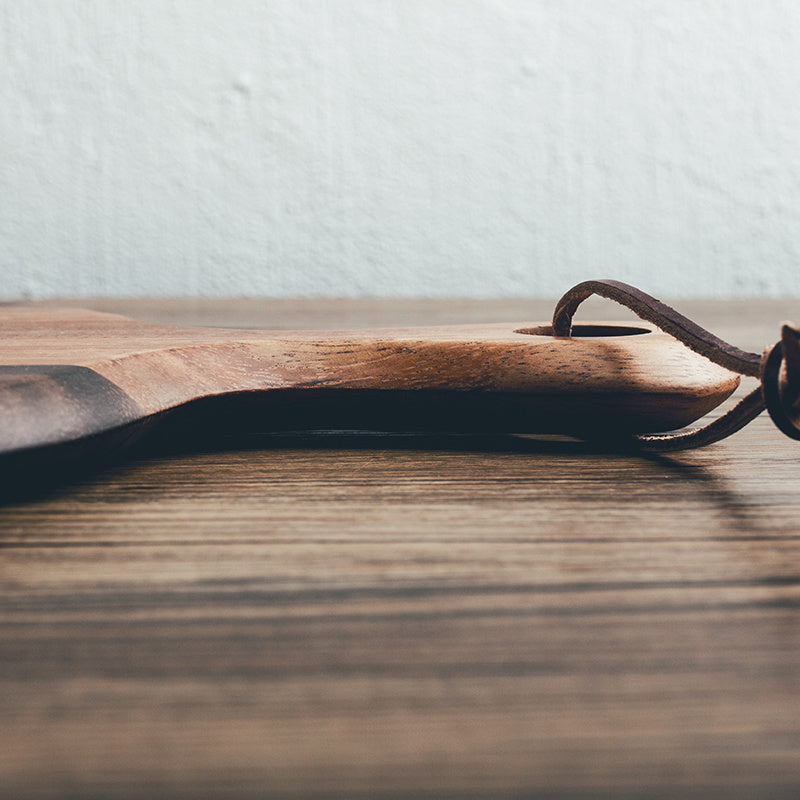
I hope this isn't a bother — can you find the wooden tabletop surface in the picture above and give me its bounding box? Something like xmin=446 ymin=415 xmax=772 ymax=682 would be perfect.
xmin=2 ymin=296 xmax=800 ymax=799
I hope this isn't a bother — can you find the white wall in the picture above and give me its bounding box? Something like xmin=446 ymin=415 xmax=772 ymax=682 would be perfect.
xmin=2 ymin=1 xmax=800 ymax=299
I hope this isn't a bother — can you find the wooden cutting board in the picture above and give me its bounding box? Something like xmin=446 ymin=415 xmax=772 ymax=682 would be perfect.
xmin=0 ymin=305 xmax=740 ymax=462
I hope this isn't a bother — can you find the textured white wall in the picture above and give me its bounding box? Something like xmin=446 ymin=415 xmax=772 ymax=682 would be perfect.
xmin=2 ymin=1 xmax=800 ymax=299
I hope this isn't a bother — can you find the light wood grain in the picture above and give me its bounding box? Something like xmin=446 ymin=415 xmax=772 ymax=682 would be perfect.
xmin=1 ymin=298 xmax=800 ymax=799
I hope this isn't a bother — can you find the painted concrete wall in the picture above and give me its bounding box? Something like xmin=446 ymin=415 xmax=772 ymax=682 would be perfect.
xmin=2 ymin=1 xmax=800 ymax=299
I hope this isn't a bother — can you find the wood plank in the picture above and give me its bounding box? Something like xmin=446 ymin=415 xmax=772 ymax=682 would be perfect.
xmin=0 ymin=301 xmax=741 ymax=459
xmin=1 ymin=298 xmax=800 ymax=798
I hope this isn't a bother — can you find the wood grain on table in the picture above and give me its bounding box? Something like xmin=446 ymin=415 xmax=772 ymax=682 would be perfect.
xmin=2 ymin=297 xmax=800 ymax=799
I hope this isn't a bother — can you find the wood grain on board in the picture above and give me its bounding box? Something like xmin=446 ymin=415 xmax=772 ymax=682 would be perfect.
xmin=0 ymin=303 xmax=740 ymax=459
xmin=1 ymin=297 xmax=800 ymax=799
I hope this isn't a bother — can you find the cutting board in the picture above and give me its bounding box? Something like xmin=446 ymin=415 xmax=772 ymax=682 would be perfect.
xmin=0 ymin=305 xmax=742 ymax=466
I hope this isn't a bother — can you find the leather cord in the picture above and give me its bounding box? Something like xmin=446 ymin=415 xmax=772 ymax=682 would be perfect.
xmin=552 ymin=279 xmax=800 ymax=451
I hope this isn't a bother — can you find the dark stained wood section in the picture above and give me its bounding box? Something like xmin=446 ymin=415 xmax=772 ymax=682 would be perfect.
xmin=2 ymin=297 xmax=800 ymax=799
xmin=0 ymin=365 xmax=142 ymax=454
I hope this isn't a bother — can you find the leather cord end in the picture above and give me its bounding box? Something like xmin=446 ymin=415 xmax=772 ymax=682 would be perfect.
xmin=762 ymin=323 xmax=800 ymax=441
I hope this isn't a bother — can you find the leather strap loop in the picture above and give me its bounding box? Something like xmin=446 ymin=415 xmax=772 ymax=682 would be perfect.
xmin=552 ymin=280 xmax=772 ymax=451
xmin=552 ymin=280 xmax=762 ymax=376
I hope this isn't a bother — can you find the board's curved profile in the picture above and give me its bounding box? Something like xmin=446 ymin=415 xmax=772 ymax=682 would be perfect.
xmin=0 ymin=306 xmax=740 ymax=464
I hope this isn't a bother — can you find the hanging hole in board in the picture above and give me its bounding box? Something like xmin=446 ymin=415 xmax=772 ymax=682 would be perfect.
xmin=515 ymin=324 xmax=652 ymax=338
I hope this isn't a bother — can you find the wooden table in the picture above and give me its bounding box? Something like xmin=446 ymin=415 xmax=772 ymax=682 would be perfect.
xmin=2 ymin=297 xmax=800 ymax=799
